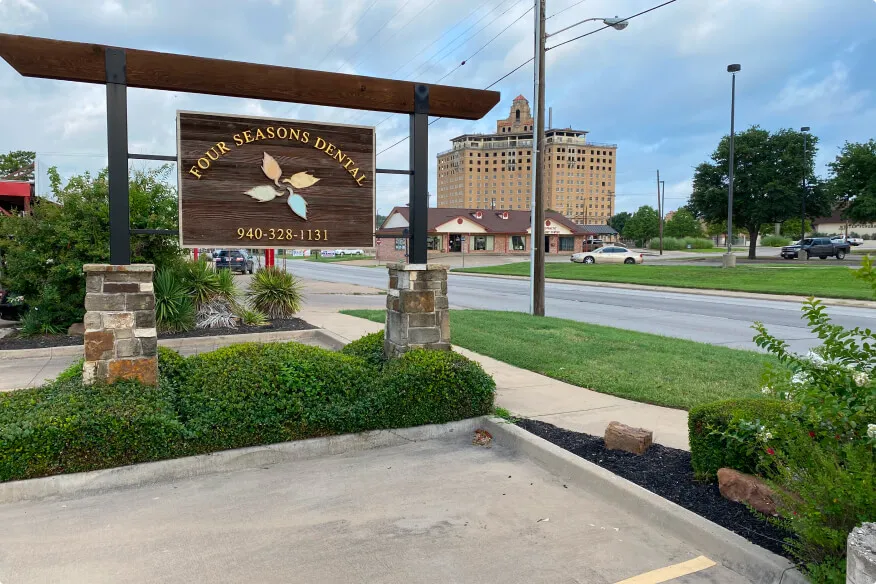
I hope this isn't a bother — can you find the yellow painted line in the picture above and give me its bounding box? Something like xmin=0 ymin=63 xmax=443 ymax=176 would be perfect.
xmin=614 ymin=556 xmax=717 ymax=584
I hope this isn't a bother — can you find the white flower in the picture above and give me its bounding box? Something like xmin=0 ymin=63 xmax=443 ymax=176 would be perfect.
xmin=45 ymin=258 xmax=54 ymax=265
xmin=868 ymin=424 xmax=876 ymax=439
xmin=756 ymin=427 xmax=773 ymax=442
xmin=790 ymin=372 xmax=812 ymax=387
xmin=852 ymin=371 xmax=869 ymax=387
xmin=806 ymin=351 xmax=826 ymax=366
xmin=761 ymin=385 xmax=773 ymax=395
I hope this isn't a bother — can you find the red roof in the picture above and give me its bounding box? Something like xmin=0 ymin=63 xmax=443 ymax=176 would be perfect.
xmin=377 ymin=206 xmax=593 ymax=236
xmin=0 ymin=181 xmax=31 ymax=197
xmin=514 ymin=94 xmax=527 ymax=101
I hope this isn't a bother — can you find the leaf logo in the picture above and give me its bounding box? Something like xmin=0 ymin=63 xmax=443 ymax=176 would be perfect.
xmin=244 ymin=152 xmax=320 ymax=220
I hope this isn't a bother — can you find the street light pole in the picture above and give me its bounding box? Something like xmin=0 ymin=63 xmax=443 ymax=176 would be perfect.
xmin=660 ymin=179 xmax=666 ymax=254
xmin=529 ymin=0 xmax=546 ymax=316
xmin=530 ymin=11 xmax=629 ymax=313
xmin=801 ymin=126 xmax=810 ymax=244
xmin=724 ymin=64 xmax=741 ymax=268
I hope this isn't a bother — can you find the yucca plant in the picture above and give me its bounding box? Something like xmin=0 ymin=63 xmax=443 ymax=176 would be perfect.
xmin=154 ymin=269 xmax=195 ymax=332
xmin=184 ymin=259 xmax=223 ymax=306
xmin=247 ymin=267 xmax=302 ymax=319
xmin=237 ymin=305 xmax=269 ymax=327
xmin=215 ymin=267 xmax=240 ymax=303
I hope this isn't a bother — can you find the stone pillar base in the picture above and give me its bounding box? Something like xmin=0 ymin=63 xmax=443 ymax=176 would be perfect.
xmin=384 ymin=263 xmax=450 ymax=358
xmin=82 ymin=264 xmax=157 ymax=386
xmin=721 ymin=252 xmax=736 ymax=268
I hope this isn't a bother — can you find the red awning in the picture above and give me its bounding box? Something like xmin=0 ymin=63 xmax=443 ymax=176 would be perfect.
xmin=0 ymin=181 xmax=31 ymax=197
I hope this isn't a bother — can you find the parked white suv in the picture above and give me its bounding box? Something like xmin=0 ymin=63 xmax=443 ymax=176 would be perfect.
xmin=831 ymin=236 xmax=863 ymax=247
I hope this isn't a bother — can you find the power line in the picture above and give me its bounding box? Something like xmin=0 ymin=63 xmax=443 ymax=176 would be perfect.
xmin=435 ymin=4 xmax=533 ymax=85
xmin=546 ymin=0 xmax=588 ymax=20
xmin=316 ymin=0 xmax=380 ymax=69
xmin=546 ymin=0 xmax=679 ymax=51
xmin=342 ymin=0 xmax=434 ymax=73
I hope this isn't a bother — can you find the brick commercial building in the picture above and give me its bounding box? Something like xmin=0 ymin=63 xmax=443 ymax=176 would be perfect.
xmin=436 ymin=94 xmax=617 ymax=225
xmin=375 ymin=206 xmax=597 ymax=263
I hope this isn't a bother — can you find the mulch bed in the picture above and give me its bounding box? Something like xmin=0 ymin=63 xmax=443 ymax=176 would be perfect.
xmin=0 ymin=318 xmax=314 ymax=351
xmin=516 ymin=419 xmax=794 ymax=560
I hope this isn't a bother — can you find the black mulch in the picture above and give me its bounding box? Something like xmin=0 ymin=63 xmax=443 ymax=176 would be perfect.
xmin=516 ymin=419 xmax=794 ymax=560
xmin=0 ymin=318 xmax=314 ymax=350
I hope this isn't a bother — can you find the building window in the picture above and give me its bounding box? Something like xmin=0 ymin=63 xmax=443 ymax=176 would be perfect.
xmin=395 ymin=238 xmax=406 ymax=251
xmin=473 ymin=235 xmax=495 ymax=251
xmin=427 ymin=236 xmax=442 ymax=251
xmin=511 ymin=235 xmax=525 ymax=251
xmin=559 ymin=236 xmax=574 ymax=251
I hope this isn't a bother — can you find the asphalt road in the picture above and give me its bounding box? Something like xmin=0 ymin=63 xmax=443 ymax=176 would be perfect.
xmin=282 ymin=260 xmax=876 ymax=354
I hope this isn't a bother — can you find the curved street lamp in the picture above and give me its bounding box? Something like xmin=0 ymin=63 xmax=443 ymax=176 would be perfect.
xmin=546 ymin=16 xmax=630 ymax=38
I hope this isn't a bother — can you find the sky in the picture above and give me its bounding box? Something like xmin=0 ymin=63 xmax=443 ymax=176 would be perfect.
xmin=1 ymin=0 xmax=875 ymax=216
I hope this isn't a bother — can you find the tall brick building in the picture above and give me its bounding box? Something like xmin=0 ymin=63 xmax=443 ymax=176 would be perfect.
xmin=436 ymin=95 xmax=617 ymax=225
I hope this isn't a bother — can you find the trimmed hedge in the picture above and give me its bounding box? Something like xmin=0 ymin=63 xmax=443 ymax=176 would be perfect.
xmin=341 ymin=331 xmax=387 ymax=369
xmin=1 ymin=338 xmax=496 ymax=482
xmin=688 ymin=398 xmax=793 ymax=480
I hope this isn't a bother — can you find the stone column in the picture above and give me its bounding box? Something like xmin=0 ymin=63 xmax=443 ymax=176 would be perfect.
xmin=82 ymin=264 xmax=157 ymax=386
xmin=384 ymin=263 xmax=450 ymax=358
xmin=847 ymin=523 xmax=876 ymax=584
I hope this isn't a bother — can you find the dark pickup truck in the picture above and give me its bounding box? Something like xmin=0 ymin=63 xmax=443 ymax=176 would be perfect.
xmin=780 ymin=237 xmax=850 ymax=260
xmin=214 ymin=249 xmax=254 ymax=273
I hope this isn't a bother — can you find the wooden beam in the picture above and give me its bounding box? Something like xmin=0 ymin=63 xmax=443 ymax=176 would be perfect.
xmin=0 ymin=34 xmax=500 ymax=120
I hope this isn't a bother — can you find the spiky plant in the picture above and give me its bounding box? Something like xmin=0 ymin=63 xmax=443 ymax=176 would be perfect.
xmin=247 ymin=267 xmax=302 ymax=319
xmin=154 ymin=269 xmax=195 ymax=332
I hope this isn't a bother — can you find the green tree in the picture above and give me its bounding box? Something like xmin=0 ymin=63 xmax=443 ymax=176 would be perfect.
xmin=623 ymin=206 xmax=659 ymax=247
xmin=0 ymin=150 xmax=35 ymax=180
xmin=0 ymin=165 xmax=182 ymax=330
xmin=689 ymin=126 xmax=830 ymax=259
xmin=829 ymin=139 xmax=876 ymax=222
xmin=664 ymin=208 xmax=703 ymax=238
xmin=608 ymin=211 xmax=631 ymax=235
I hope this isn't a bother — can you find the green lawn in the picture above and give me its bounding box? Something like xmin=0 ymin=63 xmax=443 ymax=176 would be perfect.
xmin=341 ymin=309 xmax=775 ymax=410
xmin=454 ymin=263 xmax=872 ymax=300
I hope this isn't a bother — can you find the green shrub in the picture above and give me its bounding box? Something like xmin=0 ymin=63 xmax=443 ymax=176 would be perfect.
xmin=341 ymin=331 xmax=386 ymax=368
xmin=177 ymin=342 xmax=374 ymax=450
xmin=154 ymin=269 xmax=195 ymax=332
xmin=688 ymin=398 xmax=792 ymax=479
xmin=237 ymin=305 xmax=269 ymax=326
xmin=55 ymin=358 xmax=84 ymax=383
xmin=683 ymin=237 xmax=714 ymax=249
xmin=0 ymin=379 xmax=186 ymax=482
xmin=761 ymin=234 xmax=792 ymax=247
xmin=184 ymin=259 xmax=225 ymax=306
xmin=372 ymin=349 xmax=496 ymax=428
xmin=247 ymin=267 xmax=302 ymax=318
xmin=648 ymin=237 xmax=714 ymax=251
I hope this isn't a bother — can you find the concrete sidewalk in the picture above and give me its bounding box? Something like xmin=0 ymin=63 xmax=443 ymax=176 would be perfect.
xmin=302 ymin=309 xmax=690 ymax=450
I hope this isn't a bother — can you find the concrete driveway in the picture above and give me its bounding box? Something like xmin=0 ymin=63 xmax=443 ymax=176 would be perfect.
xmin=0 ymin=437 xmax=753 ymax=584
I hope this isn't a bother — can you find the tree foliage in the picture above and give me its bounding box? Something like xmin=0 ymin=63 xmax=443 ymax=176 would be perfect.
xmin=0 ymin=165 xmax=182 ymax=330
xmin=608 ymin=211 xmax=631 ymax=235
xmin=0 ymin=150 xmax=35 ymax=180
xmin=622 ymin=206 xmax=659 ymax=247
xmin=689 ymin=126 xmax=831 ymax=259
xmin=829 ymin=139 xmax=876 ymax=222
xmin=664 ymin=208 xmax=703 ymax=238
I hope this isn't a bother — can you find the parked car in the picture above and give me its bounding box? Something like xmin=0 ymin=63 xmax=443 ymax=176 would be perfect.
xmin=333 ymin=249 xmax=365 ymax=256
xmin=831 ymin=236 xmax=863 ymax=247
xmin=581 ymin=239 xmax=604 ymax=252
xmin=781 ymin=237 xmax=850 ymax=260
xmin=214 ymin=249 xmax=254 ymax=273
xmin=571 ymin=246 xmax=643 ymax=265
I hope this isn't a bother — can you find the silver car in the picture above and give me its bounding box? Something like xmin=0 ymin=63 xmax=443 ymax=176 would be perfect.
xmin=571 ymin=246 xmax=644 ymax=265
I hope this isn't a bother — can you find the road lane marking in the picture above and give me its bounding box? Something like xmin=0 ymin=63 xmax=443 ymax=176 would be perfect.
xmin=614 ymin=556 xmax=717 ymax=584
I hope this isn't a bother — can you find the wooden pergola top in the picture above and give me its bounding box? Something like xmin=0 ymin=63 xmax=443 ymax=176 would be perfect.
xmin=0 ymin=34 xmax=500 ymax=120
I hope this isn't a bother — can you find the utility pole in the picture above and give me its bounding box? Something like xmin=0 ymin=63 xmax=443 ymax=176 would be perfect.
xmin=801 ymin=126 xmax=810 ymax=244
xmin=529 ymin=0 xmax=546 ymax=316
xmin=724 ymin=64 xmax=741 ymax=268
xmin=656 ymin=169 xmax=663 ymax=255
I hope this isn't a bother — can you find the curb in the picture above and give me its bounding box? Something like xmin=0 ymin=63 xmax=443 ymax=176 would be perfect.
xmin=450 ymin=271 xmax=876 ymax=309
xmin=0 ymin=417 xmax=488 ymax=504
xmin=482 ymin=418 xmax=805 ymax=584
xmin=0 ymin=327 xmax=343 ymax=361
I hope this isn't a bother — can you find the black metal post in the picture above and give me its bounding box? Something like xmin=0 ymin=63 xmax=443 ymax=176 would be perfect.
xmin=106 ymin=48 xmax=130 ymax=265
xmin=727 ymin=72 xmax=737 ymax=253
xmin=801 ymin=131 xmax=808 ymax=244
xmin=409 ymin=84 xmax=429 ymax=264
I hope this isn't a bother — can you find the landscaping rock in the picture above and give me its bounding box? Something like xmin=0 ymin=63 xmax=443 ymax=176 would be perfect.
xmin=847 ymin=522 xmax=876 ymax=584
xmin=604 ymin=421 xmax=652 ymax=455
xmin=67 ymin=322 xmax=85 ymax=336
xmin=472 ymin=429 xmax=493 ymax=447
xmin=716 ymin=468 xmax=777 ymax=516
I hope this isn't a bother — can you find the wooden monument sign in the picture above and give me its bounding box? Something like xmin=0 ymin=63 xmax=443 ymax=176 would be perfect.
xmin=178 ymin=112 xmax=374 ymax=248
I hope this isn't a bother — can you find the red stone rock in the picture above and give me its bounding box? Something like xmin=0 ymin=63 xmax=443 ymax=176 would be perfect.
xmin=107 ymin=356 xmax=158 ymax=386
xmin=717 ymin=468 xmax=777 ymax=516
xmin=604 ymin=421 xmax=653 ymax=455
xmin=84 ymin=331 xmax=114 ymax=361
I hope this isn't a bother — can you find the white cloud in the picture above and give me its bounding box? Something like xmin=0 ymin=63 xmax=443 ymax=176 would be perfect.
xmin=770 ymin=61 xmax=870 ymax=116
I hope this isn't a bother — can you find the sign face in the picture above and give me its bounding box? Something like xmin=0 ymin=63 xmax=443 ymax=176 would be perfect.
xmin=177 ymin=111 xmax=375 ymax=248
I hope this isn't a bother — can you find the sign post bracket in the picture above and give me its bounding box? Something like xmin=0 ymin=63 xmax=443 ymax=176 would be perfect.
xmin=408 ymin=84 xmax=429 ymax=265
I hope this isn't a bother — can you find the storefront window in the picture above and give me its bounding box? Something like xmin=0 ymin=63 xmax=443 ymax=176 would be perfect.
xmin=511 ymin=235 xmax=525 ymax=251
xmin=473 ymin=235 xmax=494 ymax=251
xmin=427 ymin=236 xmax=442 ymax=251
xmin=559 ymin=236 xmax=575 ymax=251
